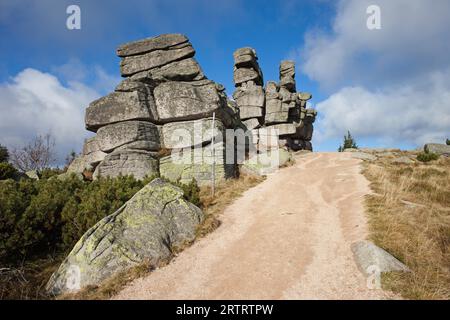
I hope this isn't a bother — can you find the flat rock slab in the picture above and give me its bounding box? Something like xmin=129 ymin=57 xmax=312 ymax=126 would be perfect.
xmin=117 ymin=33 xmax=189 ymax=57
xmin=129 ymin=58 xmax=205 ymax=82
xmin=153 ymin=80 xmax=224 ymax=122
xmin=120 ymin=44 xmax=195 ymax=76
xmin=46 ymin=178 xmax=204 ymax=295
xmin=160 ymin=118 xmax=225 ymax=149
xmin=85 ymin=91 xmax=155 ymax=132
xmin=351 ymin=152 xmax=377 ymax=161
xmin=96 ymin=121 xmax=160 ymax=153
xmin=351 ymin=240 xmax=410 ymax=276
xmin=93 ymin=149 xmax=159 ymax=180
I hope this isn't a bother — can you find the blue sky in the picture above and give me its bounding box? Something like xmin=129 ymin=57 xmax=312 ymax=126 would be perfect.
xmin=1 ymin=0 xmax=449 ymax=162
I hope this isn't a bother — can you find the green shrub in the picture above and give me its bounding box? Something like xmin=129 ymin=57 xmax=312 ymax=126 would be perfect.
xmin=0 ymin=162 xmax=18 ymax=180
xmin=446 ymin=139 xmax=450 ymax=146
xmin=0 ymin=174 xmax=201 ymax=263
xmin=338 ymin=130 xmax=358 ymax=152
xmin=417 ymin=152 xmax=439 ymax=162
xmin=39 ymin=168 xmax=64 ymax=179
xmin=0 ymin=144 xmax=9 ymax=163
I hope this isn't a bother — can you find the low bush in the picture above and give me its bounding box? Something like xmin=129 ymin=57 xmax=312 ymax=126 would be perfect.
xmin=417 ymin=152 xmax=439 ymax=162
xmin=0 ymin=162 xmax=17 ymax=180
xmin=0 ymin=174 xmax=201 ymax=264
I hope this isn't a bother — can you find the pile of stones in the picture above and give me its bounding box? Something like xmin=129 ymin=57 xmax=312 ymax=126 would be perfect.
xmin=69 ymin=34 xmax=238 ymax=185
xmin=232 ymin=48 xmax=317 ymax=153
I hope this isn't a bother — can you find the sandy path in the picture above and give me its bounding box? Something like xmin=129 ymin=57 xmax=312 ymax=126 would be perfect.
xmin=115 ymin=152 xmax=395 ymax=300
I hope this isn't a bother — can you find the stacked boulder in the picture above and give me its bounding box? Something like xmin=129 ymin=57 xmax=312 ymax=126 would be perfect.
xmin=69 ymin=34 xmax=238 ymax=185
xmin=231 ymin=49 xmax=317 ymax=152
xmin=232 ymin=48 xmax=265 ymax=132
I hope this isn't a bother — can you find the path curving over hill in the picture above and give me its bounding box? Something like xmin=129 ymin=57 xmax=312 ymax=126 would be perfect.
xmin=115 ymin=152 xmax=397 ymax=300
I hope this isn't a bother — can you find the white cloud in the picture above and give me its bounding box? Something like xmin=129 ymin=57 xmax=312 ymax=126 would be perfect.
xmin=0 ymin=68 xmax=100 ymax=164
xmin=299 ymin=0 xmax=450 ymax=148
xmin=301 ymin=0 xmax=450 ymax=90
xmin=315 ymin=67 xmax=450 ymax=146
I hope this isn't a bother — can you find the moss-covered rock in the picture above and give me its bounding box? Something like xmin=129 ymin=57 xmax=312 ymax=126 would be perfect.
xmin=46 ymin=178 xmax=204 ymax=295
xmin=241 ymin=149 xmax=293 ymax=176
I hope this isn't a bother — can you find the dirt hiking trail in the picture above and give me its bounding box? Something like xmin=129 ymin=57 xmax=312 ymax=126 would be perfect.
xmin=115 ymin=152 xmax=397 ymax=300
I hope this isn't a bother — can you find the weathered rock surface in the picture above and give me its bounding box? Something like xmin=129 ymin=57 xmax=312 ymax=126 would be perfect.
xmin=351 ymin=152 xmax=377 ymax=161
xmin=153 ymin=80 xmax=225 ymax=122
xmin=93 ymin=149 xmax=159 ymax=180
xmin=159 ymin=142 xmax=236 ymax=185
xmin=85 ymin=91 xmax=155 ymax=132
xmin=351 ymin=240 xmax=410 ymax=276
xmin=424 ymin=143 xmax=450 ymax=156
xmin=96 ymin=121 xmax=160 ymax=152
xmin=241 ymin=149 xmax=293 ymax=176
xmin=129 ymin=58 xmax=205 ymax=82
xmin=120 ymin=44 xmax=195 ymax=76
xmin=160 ymin=118 xmax=225 ymax=149
xmin=46 ymin=178 xmax=204 ymax=295
xmin=117 ymin=33 xmax=189 ymax=57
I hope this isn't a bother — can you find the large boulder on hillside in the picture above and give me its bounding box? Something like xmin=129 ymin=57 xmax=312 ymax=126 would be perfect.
xmin=46 ymin=178 xmax=204 ymax=295
xmin=153 ymin=80 xmax=226 ymax=123
xmin=160 ymin=118 xmax=225 ymax=149
xmin=96 ymin=121 xmax=160 ymax=153
xmin=424 ymin=143 xmax=450 ymax=156
xmin=85 ymin=90 xmax=155 ymax=132
xmin=120 ymin=43 xmax=195 ymax=76
xmin=93 ymin=149 xmax=159 ymax=180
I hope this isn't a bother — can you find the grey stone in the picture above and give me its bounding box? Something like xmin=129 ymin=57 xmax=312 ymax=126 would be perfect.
xmin=129 ymin=58 xmax=205 ymax=82
xmin=424 ymin=143 xmax=450 ymax=156
xmin=117 ymin=33 xmax=189 ymax=57
xmin=298 ymin=92 xmax=312 ymax=101
xmin=93 ymin=149 xmax=159 ymax=180
xmin=241 ymin=149 xmax=293 ymax=176
xmin=392 ymin=156 xmax=414 ymax=164
xmin=351 ymin=240 xmax=410 ymax=276
xmin=351 ymin=152 xmax=377 ymax=161
xmin=67 ymin=157 xmax=92 ymax=174
xmin=233 ymin=67 xmax=262 ymax=86
xmin=25 ymin=170 xmax=39 ymax=180
xmin=265 ymin=123 xmax=296 ymax=136
xmin=96 ymin=121 xmax=160 ymax=153
xmin=46 ymin=178 xmax=204 ymax=295
xmin=153 ymin=80 xmax=226 ymax=123
xmin=279 ymin=60 xmax=295 ymax=78
xmin=242 ymin=118 xmax=261 ymax=130
xmin=160 ymin=118 xmax=225 ymax=149
xmin=238 ymin=106 xmax=263 ymax=120
xmin=120 ymin=44 xmax=195 ymax=76
xmin=85 ymin=91 xmax=155 ymax=132
xmin=159 ymin=142 xmax=236 ymax=186
xmin=233 ymin=84 xmax=265 ymax=108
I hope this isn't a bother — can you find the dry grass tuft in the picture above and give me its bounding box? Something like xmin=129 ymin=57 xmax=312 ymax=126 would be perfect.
xmin=363 ymin=154 xmax=450 ymax=299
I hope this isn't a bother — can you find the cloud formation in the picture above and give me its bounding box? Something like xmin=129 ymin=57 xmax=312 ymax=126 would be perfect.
xmin=0 ymin=68 xmax=112 ymax=165
xmin=300 ymin=0 xmax=450 ymax=148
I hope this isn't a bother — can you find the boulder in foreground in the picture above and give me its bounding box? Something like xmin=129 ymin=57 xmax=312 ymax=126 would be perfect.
xmin=351 ymin=240 xmax=410 ymax=276
xmin=46 ymin=179 xmax=204 ymax=295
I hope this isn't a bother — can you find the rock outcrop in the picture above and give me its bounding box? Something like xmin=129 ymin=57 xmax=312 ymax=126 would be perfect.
xmin=69 ymin=34 xmax=238 ymax=185
xmin=231 ymin=48 xmax=317 ymax=154
xmin=46 ymin=178 xmax=204 ymax=295
xmin=68 ymin=36 xmax=317 ymax=183
xmin=424 ymin=143 xmax=450 ymax=156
